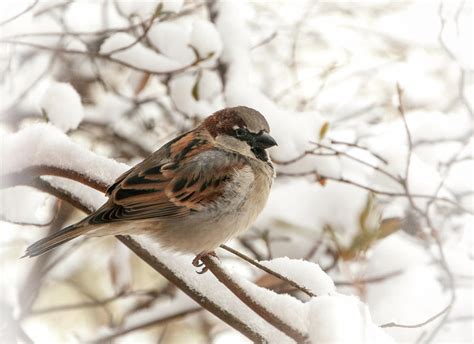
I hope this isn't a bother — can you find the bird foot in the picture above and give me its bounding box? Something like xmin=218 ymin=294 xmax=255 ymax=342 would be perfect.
xmin=192 ymin=251 xmax=217 ymax=274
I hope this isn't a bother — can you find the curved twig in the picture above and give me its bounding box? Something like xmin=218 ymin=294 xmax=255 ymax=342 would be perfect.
xmin=1 ymin=166 xmax=107 ymax=192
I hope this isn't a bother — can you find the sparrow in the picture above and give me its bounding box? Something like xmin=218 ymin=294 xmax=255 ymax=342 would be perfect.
xmin=24 ymin=106 xmax=277 ymax=268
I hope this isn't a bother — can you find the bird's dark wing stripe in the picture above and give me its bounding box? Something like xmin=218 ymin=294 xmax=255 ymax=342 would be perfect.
xmin=143 ymin=165 xmax=162 ymax=175
xmin=175 ymin=139 xmax=204 ymax=162
xmin=125 ymin=174 xmax=167 ymax=186
xmin=172 ymin=178 xmax=187 ymax=192
xmin=106 ymin=169 xmax=133 ymax=196
xmin=180 ymin=192 xmax=195 ymax=202
xmin=186 ymin=175 xmax=199 ymax=187
xmin=114 ymin=188 xmax=157 ymax=201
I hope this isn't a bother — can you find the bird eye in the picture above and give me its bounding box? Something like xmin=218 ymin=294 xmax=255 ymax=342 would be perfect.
xmin=235 ymin=128 xmax=247 ymax=137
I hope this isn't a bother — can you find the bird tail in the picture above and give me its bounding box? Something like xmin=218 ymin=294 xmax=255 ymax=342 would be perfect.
xmin=22 ymin=222 xmax=89 ymax=258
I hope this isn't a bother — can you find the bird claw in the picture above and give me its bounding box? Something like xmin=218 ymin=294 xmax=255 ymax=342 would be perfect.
xmin=192 ymin=252 xmax=217 ymax=274
xmin=196 ymin=265 xmax=209 ymax=274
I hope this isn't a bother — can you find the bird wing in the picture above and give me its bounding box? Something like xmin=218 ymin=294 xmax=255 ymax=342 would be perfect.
xmin=87 ymin=132 xmax=249 ymax=225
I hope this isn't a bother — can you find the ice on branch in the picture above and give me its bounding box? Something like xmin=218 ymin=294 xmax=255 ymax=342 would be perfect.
xmin=39 ymin=82 xmax=84 ymax=132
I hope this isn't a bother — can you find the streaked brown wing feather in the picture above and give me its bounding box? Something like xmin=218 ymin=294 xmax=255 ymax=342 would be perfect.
xmin=88 ymin=131 xmax=248 ymax=225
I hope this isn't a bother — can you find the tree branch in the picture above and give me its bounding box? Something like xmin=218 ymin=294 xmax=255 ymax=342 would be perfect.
xmin=21 ymin=174 xmax=268 ymax=342
xmin=1 ymin=166 xmax=107 ymax=192
xmin=201 ymin=255 xmax=309 ymax=343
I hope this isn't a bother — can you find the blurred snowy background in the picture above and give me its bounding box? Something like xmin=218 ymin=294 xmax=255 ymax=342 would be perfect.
xmin=0 ymin=0 xmax=473 ymax=343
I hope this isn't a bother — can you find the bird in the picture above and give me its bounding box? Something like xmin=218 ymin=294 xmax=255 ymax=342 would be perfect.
xmin=23 ymin=106 xmax=277 ymax=270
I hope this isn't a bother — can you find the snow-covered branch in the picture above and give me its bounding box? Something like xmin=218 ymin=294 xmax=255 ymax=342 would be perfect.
xmin=1 ymin=0 xmax=472 ymax=342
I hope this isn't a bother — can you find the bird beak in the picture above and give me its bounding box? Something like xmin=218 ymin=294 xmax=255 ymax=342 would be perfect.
xmin=254 ymin=132 xmax=278 ymax=149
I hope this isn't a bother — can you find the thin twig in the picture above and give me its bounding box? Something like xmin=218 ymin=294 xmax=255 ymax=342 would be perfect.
xmin=422 ymin=228 xmax=456 ymax=343
xmin=29 ymin=289 xmax=159 ymax=316
xmin=0 ymin=40 xmax=212 ymax=77
xmin=334 ymin=269 xmax=403 ymax=287
xmin=91 ymin=307 xmax=202 ymax=343
xmin=329 ymin=139 xmax=389 ymax=165
xmin=311 ymin=141 xmax=399 ymax=183
xmin=381 ymin=303 xmax=451 ymax=329
xmin=278 ymin=170 xmax=472 ymax=214
xmin=220 ymin=244 xmax=316 ymax=297
xmin=0 ymin=0 xmax=39 ymax=26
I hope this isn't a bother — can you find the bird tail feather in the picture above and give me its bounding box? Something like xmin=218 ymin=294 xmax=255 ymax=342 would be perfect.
xmin=23 ymin=223 xmax=89 ymax=258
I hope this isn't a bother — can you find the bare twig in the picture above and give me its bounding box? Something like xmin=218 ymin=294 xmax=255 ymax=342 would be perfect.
xmin=29 ymin=289 xmax=158 ymax=316
xmin=381 ymin=303 xmax=451 ymax=329
xmin=422 ymin=228 xmax=456 ymax=343
xmin=220 ymin=244 xmax=316 ymax=297
xmin=0 ymin=0 xmax=39 ymax=26
xmin=328 ymin=139 xmax=389 ymax=165
xmin=334 ymin=269 xmax=403 ymax=287
xmin=396 ymin=83 xmax=413 ymax=182
xmin=252 ymin=32 xmax=278 ymax=50
xmin=0 ymin=40 xmax=213 ymax=77
xmin=278 ymin=169 xmax=472 ymax=214
xmin=91 ymin=307 xmax=202 ymax=343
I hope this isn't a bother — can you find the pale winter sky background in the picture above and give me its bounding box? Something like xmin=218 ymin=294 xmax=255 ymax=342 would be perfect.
xmin=0 ymin=0 xmax=473 ymax=343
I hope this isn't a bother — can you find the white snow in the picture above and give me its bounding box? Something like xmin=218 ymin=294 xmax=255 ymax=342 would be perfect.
xmin=2 ymin=0 xmax=472 ymax=342
xmin=39 ymin=82 xmax=85 ymax=132
xmin=116 ymin=0 xmax=183 ymax=17
xmin=135 ymin=240 xmax=393 ymax=343
xmin=43 ymin=176 xmax=107 ymax=212
xmin=135 ymin=241 xmax=293 ymax=343
xmin=190 ymin=20 xmax=223 ymax=61
xmin=308 ymin=294 xmax=394 ymax=344
xmin=100 ymin=33 xmax=184 ymax=73
xmin=198 ymin=70 xmax=223 ymax=101
xmin=260 ymin=257 xmax=335 ymax=296
xmin=364 ymin=234 xmax=448 ymax=342
xmin=169 ymin=72 xmax=223 ymax=117
xmin=148 ymin=22 xmax=195 ymax=65
xmin=1 ymin=123 xmax=129 ymax=186
xmin=0 ymin=186 xmax=56 ymax=225
xmin=257 ymin=180 xmax=370 ymax=248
